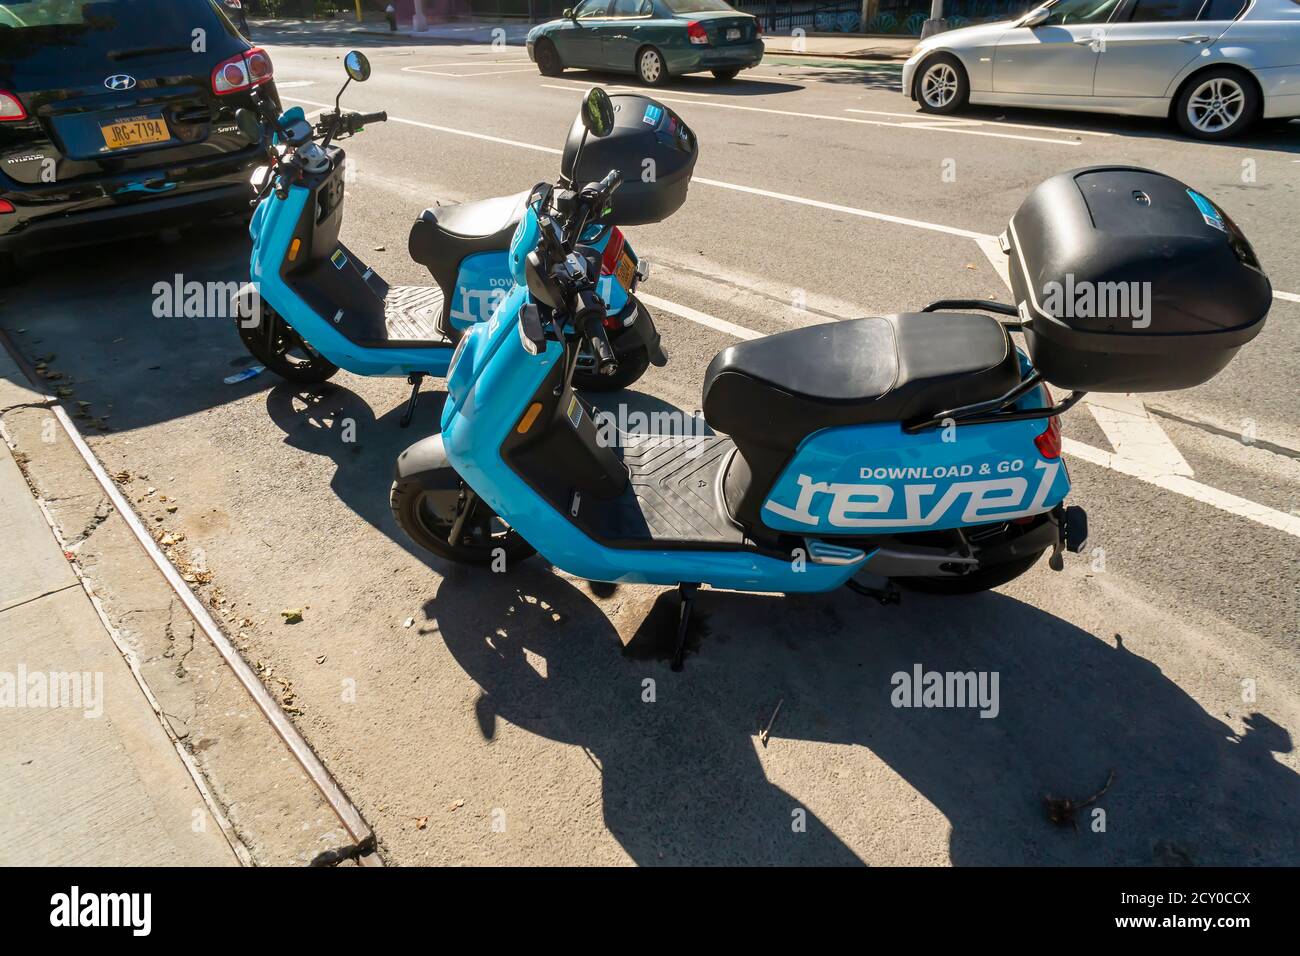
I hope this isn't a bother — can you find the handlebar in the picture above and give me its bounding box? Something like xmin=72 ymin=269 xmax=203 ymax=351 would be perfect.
xmin=574 ymin=289 xmax=617 ymax=377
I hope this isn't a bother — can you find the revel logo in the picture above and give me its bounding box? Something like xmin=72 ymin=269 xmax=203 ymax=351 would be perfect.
xmin=50 ymin=886 xmax=151 ymax=936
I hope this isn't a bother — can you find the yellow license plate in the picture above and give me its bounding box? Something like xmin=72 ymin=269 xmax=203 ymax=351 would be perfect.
xmin=614 ymin=250 xmax=636 ymax=291
xmin=101 ymin=116 xmax=171 ymax=150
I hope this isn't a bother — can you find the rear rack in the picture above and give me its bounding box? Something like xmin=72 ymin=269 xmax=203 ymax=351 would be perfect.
xmin=902 ymin=299 xmax=1086 ymax=434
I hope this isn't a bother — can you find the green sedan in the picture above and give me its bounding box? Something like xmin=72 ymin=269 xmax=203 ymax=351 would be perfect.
xmin=526 ymin=0 xmax=764 ymax=86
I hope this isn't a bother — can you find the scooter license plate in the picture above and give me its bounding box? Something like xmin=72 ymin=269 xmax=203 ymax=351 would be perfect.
xmin=614 ymin=250 xmax=637 ymax=291
xmin=101 ymin=116 xmax=171 ymax=150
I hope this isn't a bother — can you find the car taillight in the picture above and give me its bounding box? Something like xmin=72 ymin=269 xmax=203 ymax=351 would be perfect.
xmin=755 ymin=20 xmax=763 ymax=37
xmin=0 ymin=91 xmax=26 ymax=122
xmin=1035 ymin=414 xmax=1062 ymax=459
xmin=600 ymin=227 xmax=626 ymax=275
xmin=212 ymin=47 xmax=274 ymax=95
xmin=687 ymin=21 xmax=709 ymax=45
xmin=0 ymin=199 xmax=15 ymax=214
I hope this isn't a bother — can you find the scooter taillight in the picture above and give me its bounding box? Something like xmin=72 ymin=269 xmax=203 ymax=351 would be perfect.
xmin=600 ymin=227 xmax=626 ymax=275
xmin=1035 ymin=415 xmax=1062 ymax=459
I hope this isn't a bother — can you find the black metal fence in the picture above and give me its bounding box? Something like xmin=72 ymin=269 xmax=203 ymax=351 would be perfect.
xmin=732 ymin=1 xmax=863 ymax=34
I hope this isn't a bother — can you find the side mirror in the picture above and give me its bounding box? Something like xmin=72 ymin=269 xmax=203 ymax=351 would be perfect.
xmin=1020 ymin=6 xmax=1050 ymax=27
xmin=235 ymin=107 xmax=262 ymax=143
xmin=580 ymin=86 xmax=615 ymax=138
xmin=344 ymin=50 xmax=371 ymax=82
xmin=562 ymin=7 xmax=574 ymax=18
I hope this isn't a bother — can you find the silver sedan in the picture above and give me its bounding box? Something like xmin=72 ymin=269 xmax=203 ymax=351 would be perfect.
xmin=902 ymin=0 xmax=1300 ymax=139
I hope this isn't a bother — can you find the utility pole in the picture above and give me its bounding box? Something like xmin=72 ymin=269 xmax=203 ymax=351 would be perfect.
xmin=413 ymin=0 xmax=429 ymax=32
xmin=921 ymin=0 xmax=946 ymax=38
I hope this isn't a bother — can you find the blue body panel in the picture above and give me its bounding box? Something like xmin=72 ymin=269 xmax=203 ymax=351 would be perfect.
xmin=761 ymin=370 xmax=1070 ymax=535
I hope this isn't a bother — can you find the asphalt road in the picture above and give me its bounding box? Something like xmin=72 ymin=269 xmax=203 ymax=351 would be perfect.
xmin=2 ymin=23 xmax=1297 ymax=865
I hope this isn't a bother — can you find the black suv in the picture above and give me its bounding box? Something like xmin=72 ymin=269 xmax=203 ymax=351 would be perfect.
xmin=0 ymin=0 xmax=279 ymax=275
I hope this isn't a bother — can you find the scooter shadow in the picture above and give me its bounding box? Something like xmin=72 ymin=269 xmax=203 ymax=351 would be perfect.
xmin=266 ymin=381 xmax=1299 ymax=866
xmin=427 ymin=567 xmax=1300 ymax=866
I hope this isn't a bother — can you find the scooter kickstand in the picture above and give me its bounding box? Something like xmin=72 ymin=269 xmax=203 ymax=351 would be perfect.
xmin=399 ymin=373 xmax=425 ymax=428
xmin=670 ymin=583 xmax=700 ymax=673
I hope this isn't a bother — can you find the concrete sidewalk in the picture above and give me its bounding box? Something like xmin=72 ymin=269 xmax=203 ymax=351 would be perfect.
xmin=0 ymin=351 xmax=239 ymax=866
xmin=262 ymin=16 xmax=917 ymax=61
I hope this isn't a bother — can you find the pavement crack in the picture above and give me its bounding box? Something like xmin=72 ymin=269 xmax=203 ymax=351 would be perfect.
xmin=69 ymin=496 xmax=114 ymax=545
xmin=1146 ymin=405 xmax=1300 ymax=462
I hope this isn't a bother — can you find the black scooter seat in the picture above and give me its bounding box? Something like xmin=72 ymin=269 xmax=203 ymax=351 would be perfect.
xmin=702 ymin=313 xmax=1020 ymax=451
xmin=423 ymin=190 xmax=529 ymax=240
xmin=408 ymin=191 xmax=530 ymax=307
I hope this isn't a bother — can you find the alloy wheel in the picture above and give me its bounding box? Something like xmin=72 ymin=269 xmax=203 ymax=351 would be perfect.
xmin=1187 ymin=77 xmax=1246 ymax=134
xmin=921 ymin=62 xmax=958 ymax=109
xmin=639 ymin=50 xmax=662 ymax=84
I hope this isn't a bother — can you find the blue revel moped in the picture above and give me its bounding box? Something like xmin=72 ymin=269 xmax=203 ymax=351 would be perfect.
xmin=232 ymin=52 xmax=666 ymax=426
xmin=392 ymin=89 xmax=1270 ymax=669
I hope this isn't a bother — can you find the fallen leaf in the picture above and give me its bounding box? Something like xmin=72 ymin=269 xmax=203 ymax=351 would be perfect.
xmin=447 ymin=798 xmax=464 ymax=812
xmin=281 ymin=608 xmax=304 ymax=624
xmin=159 ymin=531 xmax=184 ymax=546
xmin=415 ymin=815 xmax=428 ymax=829
xmin=315 ymin=654 xmax=326 ymax=665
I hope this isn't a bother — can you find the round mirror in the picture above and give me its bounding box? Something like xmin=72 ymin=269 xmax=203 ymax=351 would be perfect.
xmin=235 ymin=107 xmax=262 ymax=144
xmin=344 ymin=50 xmax=371 ymax=82
xmin=581 ymin=87 xmax=615 ymax=139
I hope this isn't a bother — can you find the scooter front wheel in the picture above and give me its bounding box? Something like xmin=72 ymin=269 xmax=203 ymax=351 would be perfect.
xmin=236 ymin=303 xmax=339 ymax=385
xmin=391 ymin=475 xmax=536 ymax=568
xmin=572 ymin=342 xmax=651 ymax=392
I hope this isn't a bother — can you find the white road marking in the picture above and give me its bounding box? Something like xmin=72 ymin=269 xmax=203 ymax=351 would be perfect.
xmin=540 ymin=81 xmax=1082 ymax=145
xmin=1084 ymin=393 xmax=1194 ymax=478
xmin=637 ymin=292 xmax=761 ymax=341
xmin=693 ymin=176 xmax=991 ymax=240
xmin=1062 ymin=438 xmax=1300 ymax=537
xmin=403 ymin=66 xmax=537 ymax=77
xmin=287 ymin=96 xmax=562 ymax=155
xmin=1274 ymin=290 xmax=1300 ymax=303
xmin=845 ymin=107 xmax=1112 ymax=137
xmin=275 ymin=80 xmax=316 ymax=89
xmin=400 ymin=60 xmax=530 ymax=69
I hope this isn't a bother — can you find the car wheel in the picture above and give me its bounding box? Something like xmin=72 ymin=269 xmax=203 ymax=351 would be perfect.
xmin=1176 ymin=68 xmax=1259 ymax=141
xmin=711 ymin=68 xmax=740 ymax=81
xmin=534 ymin=38 xmax=564 ymax=77
xmin=637 ymin=46 xmax=669 ymax=87
xmin=914 ymin=52 xmax=968 ymax=115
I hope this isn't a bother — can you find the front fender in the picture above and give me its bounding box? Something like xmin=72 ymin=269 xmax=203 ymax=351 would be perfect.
xmin=395 ymin=432 xmax=460 ymax=489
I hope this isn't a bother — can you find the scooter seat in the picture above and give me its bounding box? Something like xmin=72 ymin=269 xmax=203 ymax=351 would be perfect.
xmin=421 ymin=190 xmax=529 ymax=240
xmin=702 ymin=313 xmax=1020 ymax=451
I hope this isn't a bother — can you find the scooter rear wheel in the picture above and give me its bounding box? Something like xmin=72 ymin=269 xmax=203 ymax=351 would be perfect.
xmin=892 ymin=549 xmax=1045 ymax=595
xmin=236 ymin=303 xmax=339 ymax=385
xmin=391 ymin=475 xmax=536 ymax=567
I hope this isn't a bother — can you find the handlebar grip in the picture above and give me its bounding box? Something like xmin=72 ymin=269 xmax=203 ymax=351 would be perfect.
xmin=577 ymin=295 xmax=618 ymax=376
xmin=353 ymin=110 xmax=388 ymax=128
xmin=599 ymin=169 xmax=623 ymax=195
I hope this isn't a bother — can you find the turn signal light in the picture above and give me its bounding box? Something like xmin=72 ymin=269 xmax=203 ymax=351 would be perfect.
xmin=687 ymin=21 xmax=709 ymax=45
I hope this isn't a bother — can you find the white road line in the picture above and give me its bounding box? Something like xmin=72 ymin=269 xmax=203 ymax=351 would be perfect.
xmin=693 ymin=176 xmax=991 ymax=239
xmin=1084 ymin=393 xmax=1194 ymax=478
xmin=1274 ymin=290 xmax=1300 ymax=303
xmin=539 ymin=81 xmax=1082 ymax=145
xmin=637 ymin=292 xmax=761 ymax=341
xmin=403 ymin=66 xmax=538 ymax=77
xmin=275 ymin=80 xmax=316 ymax=89
xmin=846 ymin=107 xmax=1112 ymax=137
xmin=286 ymin=96 xmax=562 ymax=155
xmin=1062 ymin=438 xmax=1300 ymax=537
xmin=400 ymin=60 xmax=530 ymax=69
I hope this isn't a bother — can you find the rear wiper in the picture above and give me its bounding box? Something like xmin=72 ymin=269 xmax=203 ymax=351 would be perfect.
xmin=107 ymin=44 xmax=190 ymax=60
